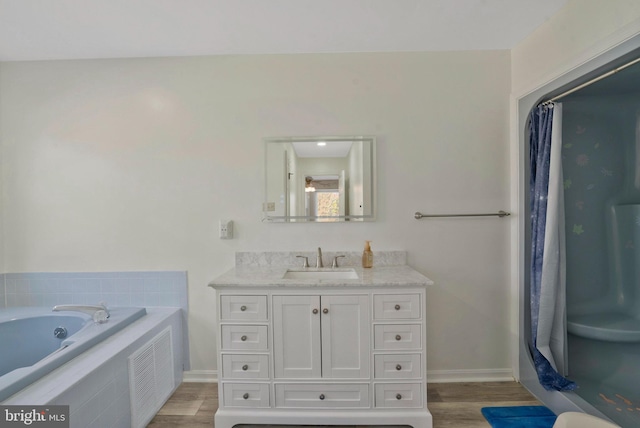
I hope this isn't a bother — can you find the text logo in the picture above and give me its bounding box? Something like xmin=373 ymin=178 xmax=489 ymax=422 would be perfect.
xmin=0 ymin=406 xmax=69 ymax=428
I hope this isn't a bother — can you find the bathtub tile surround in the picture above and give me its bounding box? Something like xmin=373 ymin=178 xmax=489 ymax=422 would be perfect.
xmin=1 ymin=271 xmax=187 ymax=309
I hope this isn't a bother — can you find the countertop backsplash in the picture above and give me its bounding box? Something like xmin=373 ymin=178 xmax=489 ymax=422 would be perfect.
xmin=235 ymin=251 xmax=407 ymax=268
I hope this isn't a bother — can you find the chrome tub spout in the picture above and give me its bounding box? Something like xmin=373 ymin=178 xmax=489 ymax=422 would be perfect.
xmin=52 ymin=304 xmax=110 ymax=324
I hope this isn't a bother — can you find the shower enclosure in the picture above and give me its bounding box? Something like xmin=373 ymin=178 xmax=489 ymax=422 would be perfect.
xmin=560 ymin=75 xmax=640 ymax=428
xmin=519 ymin=43 xmax=640 ymax=428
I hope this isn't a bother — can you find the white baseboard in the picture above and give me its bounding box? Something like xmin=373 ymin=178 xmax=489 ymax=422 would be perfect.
xmin=427 ymin=368 xmax=514 ymax=383
xmin=182 ymin=369 xmax=514 ymax=384
xmin=183 ymin=370 xmax=218 ymax=383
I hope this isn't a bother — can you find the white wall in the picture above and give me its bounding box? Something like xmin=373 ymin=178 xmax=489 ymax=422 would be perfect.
xmin=512 ymin=0 xmax=640 ymax=96
xmin=0 ymin=51 xmax=511 ymax=379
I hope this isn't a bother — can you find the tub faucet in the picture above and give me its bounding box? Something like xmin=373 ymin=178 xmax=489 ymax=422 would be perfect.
xmin=53 ymin=304 xmax=110 ymax=324
xmin=316 ymin=247 xmax=324 ymax=268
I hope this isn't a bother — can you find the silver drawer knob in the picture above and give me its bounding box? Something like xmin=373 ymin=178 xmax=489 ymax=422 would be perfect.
xmin=243 ymin=393 xmax=249 ymax=399
xmin=241 ymin=335 xmax=247 ymax=341
xmin=395 ymin=334 xmax=401 ymax=341
xmin=396 ymin=394 xmax=402 ymax=400
xmin=240 ymin=305 xmax=247 ymax=311
xmin=395 ymin=304 xmax=401 ymax=310
xmin=242 ymin=365 xmax=248 ymax=371
xmin=396 ymin=364 xmax=402 ymax=371
xmin=319 ymin=394 xmax=325 ymax=400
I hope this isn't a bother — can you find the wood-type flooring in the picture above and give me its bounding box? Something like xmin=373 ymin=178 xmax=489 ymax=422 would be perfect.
xmin=148 ymin=381 xmax=541 ymax=428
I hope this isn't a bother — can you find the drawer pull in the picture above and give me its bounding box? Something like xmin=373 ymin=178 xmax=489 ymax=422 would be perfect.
xmin=396 ymin=364 xmax=402 ymax=370
xmin=241 ymin=335 xmax=248 ymax=341
xmin=312 ymin=308 xmax=319 ymax=314
xmin=395 ymin=334 xmax=402 ymax=341
xmin=243 ymin=393 xmax=249 ymax=400
xmin=395 ymin=304 xmax=401 ymax=310
xmin=319 ymin=394 xmax=325 ymax=400
xmin=242 ymin=364 xmax=248 ymax=371
xmin=396 ymin=393 xmax=402 ymax=400
xmin=240 ymin=305 xmax=247 ymax=311
xmin=323 ymin=308 xmax=329 ymax=314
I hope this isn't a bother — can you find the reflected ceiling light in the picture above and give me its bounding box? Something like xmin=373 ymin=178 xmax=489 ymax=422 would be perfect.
xmin=317 ymin=142 xmax=326 ymax=146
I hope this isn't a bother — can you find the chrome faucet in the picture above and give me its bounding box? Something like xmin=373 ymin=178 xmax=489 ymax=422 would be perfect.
xmin=53 ymin=303 xmax=110 ymax=324
xmin=316 ymin=247 xmax=324 ymax=268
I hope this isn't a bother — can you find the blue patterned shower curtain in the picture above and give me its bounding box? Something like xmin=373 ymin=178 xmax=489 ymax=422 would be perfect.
xmin=529 ymin=103 xmax=577 ymax=391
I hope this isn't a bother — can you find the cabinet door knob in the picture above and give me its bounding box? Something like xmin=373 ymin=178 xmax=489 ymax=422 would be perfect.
xmin=319 ymin=394 xmax=325 ymax=400
xmin=395 ymin=334 xmax=401 ymax=341
xmin=396 ymin=394 xmax=402 ymax=400
xmin=394 ymin=304 xmax=401 ymax=310
xmin=241 ymin=335 xmax=247 ymax=341
xmin=240 ymin=305 xmax=247 ymax=311
xmin=242 ymin=364 xmax=248 ymax=371
xmin=243 ymin=393 xmax=249 ymax=399
xmin=323 ymin=308 xmax=329 ymax=314
xmin=396 ymin=364 xmax=402 ymax=371
xmin=312 ymin=308 xmax=319 ymax=314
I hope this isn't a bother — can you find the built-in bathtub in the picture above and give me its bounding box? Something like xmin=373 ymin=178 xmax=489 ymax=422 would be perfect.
xmin=3 ymin=307 xmax=183 ymax=428
xmin=0 ymin=306 xmax=147 ymax=402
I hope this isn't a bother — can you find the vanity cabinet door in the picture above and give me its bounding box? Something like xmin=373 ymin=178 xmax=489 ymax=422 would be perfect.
xmin=273 ymin=294 xmax=370 ymax=379
xmin=273 ymin=295 xmax=322 ymax=378
xmin=320 ymin=295 xmax=370 ymax=378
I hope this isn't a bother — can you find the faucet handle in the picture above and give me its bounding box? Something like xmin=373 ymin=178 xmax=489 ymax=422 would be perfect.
xmin=93 ymin=309 xmax=109 ymax=324
xmin=332 ymin=255 xmax=346 ymax=268
xmin=296 ymin=255 xmax=310 ymax=268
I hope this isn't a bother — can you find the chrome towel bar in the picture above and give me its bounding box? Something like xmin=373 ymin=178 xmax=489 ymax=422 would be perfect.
xmin=414 ymin=210 xmax=511 ymax=219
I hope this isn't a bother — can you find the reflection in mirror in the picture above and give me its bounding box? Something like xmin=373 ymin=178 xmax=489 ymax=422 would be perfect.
xmin=263 ymin=136 xmax=375 ymax=222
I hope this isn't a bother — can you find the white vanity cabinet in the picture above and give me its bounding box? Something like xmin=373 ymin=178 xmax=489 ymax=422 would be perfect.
xmin=212 ymin=283 xmax=432 ymax=428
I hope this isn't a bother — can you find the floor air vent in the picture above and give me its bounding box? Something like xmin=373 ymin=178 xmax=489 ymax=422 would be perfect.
xmin=129 ymin=326 xmax=174 ymax=428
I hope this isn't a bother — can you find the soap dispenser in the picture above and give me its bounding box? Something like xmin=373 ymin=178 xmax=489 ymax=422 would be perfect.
xmin=362 ymin=241 xmax=373 ymax=268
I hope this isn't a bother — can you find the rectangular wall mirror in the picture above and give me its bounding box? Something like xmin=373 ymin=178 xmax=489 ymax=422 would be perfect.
xmin=263 ymin=136 xmax=376 ymax=222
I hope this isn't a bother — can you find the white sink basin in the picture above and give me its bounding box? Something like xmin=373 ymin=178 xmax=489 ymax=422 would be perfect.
xmin=282 ymin=269 xmax=359 ymax=280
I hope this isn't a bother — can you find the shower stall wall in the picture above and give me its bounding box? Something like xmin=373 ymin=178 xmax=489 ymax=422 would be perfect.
xmin=561 ymin=94 xmax=640 ymax=428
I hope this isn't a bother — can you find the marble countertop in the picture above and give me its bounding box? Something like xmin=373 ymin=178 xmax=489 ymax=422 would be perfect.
xmin=209 ymin=264 xmax=434 ymax=289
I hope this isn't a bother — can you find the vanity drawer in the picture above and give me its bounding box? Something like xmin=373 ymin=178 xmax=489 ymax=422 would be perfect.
xmin=222 ymin=383 xmax=270 ymax=408
xmin=374 ymin=324 xmax=421 ymax=350
xmin=221 ymin=325 xmax=268 ymax=351
xmin=220 ymin=295 xmax=268 ymax=321
xmin=275 ymin=383 xmax=369 ymax=408
xmin=222 ymin=354 xmax=270 ymax=379
xmin=374 ymin=383 xmax=422 ymax=408
xmin=373 ymin=294 xmax=421 ymax=320
xmin=374 ymin=354 xmax=422 ymax=379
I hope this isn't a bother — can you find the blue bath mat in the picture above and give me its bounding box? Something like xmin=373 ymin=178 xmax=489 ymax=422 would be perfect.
xmin=481 ymin=405 xmax=557 ymax=428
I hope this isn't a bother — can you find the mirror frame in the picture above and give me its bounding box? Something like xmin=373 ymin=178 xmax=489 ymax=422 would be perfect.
xmin=263 ymin=135 xmax=376 ymax=222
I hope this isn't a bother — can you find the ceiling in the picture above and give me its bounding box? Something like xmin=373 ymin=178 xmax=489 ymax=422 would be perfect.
xmin=0 ymin=0 xmax=567 ymax=62
xmin=293 ymin=141 xmax=353 ymax=158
